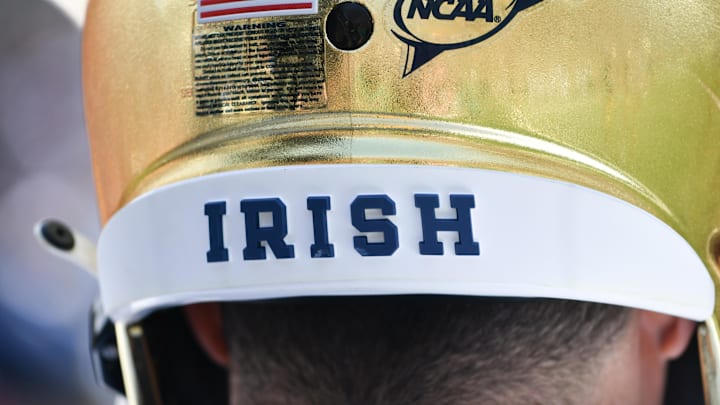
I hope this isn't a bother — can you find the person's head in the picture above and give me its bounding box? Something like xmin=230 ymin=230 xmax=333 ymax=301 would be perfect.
xmin=79 ymin=0 xmax=720 ymax=403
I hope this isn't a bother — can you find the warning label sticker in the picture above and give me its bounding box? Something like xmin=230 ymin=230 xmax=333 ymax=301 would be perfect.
xmin=192 ymin=19 xmax=326 ymax=117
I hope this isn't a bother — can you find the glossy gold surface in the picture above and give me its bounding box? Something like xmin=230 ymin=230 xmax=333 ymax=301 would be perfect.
xmin=84 ymin=0 xmax=720 ymax=301
xmin=84 ymin=0 xmax=720 ymax=400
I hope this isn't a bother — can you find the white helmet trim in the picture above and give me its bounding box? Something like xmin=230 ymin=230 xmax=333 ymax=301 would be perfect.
xmin=98 ymin=164 xmax=714 ymax=323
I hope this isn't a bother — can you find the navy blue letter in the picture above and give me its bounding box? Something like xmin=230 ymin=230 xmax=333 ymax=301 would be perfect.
xmin=307 ymin=196 xmax=335 ymax=258
xmin=241 ymin=198 xmax=295 ymax=260
xmin=205 ymin=201 xmax=229 ymax=263
xmin=351 ymin=195 xmax=399 ymax=256
xmin=415 ymin=194 xmax=480 ymax=255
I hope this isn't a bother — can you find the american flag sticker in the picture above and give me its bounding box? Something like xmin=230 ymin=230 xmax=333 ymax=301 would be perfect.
xmin=197 ymin=0 xmax=318 ymax=23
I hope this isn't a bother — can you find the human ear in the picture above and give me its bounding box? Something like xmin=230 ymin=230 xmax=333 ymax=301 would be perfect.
xmin=184 ymin=302 xmax=229 ymax=367
xmin=638 ymin=310 xmax=696 ymax=361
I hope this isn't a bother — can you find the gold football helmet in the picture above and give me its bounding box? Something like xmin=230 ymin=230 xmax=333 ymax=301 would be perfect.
xmin=77 ymin=0 xmax=720 ymax=402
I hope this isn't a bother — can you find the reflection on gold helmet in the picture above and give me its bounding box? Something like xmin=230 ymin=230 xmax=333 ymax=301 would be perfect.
xmin=83 ymin=0 xmax=720 ymax=403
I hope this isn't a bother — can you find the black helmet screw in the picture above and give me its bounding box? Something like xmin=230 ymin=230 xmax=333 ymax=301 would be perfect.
xmin=41 ymin=220 xmax=76 ymax=251
xmin=326 ymin=2 xmax=374 ymax=51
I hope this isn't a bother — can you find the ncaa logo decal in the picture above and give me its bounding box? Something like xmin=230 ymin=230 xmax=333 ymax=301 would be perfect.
xmin=392 ymin=0 xmax=543 ymax=76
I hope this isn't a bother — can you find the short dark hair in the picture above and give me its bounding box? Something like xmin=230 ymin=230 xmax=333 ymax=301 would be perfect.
xmin=223 ymin=296 xmax=630 ymax=404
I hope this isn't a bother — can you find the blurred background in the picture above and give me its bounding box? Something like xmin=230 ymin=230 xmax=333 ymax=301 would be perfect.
xmin=0 ymin=0 xmax=114 ymax=403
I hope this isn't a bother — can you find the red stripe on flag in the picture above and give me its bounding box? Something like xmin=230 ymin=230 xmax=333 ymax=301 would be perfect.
xmin=200 ymin=2 xmax=313 ymax=17
xmin=200 ymin=0 xmax=250 ymax=6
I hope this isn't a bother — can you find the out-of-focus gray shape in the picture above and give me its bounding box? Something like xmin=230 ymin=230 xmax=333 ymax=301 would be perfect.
xmin=43 ymin=0 xmax=87 ymax=27
xmin=0 ymin=0 xmax=114 ymax=404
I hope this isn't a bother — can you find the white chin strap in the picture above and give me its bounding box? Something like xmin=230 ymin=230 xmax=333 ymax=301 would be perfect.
xmin=34 ymin=218 xmax=97 ymax=276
